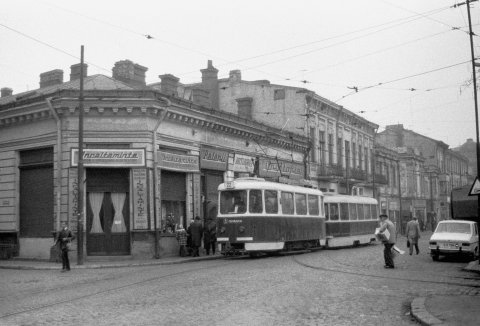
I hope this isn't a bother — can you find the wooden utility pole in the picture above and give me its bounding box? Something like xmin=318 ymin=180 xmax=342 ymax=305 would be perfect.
xmin=77 ymin=45 xmax=85 ymax=265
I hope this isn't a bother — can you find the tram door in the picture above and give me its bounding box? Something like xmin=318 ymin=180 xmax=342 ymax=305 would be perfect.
xmin=86 ymin=168 xmax=130 ymax=256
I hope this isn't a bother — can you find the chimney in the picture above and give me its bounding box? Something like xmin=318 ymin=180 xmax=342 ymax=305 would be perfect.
xmin=159 ymin=74 xmax=179 ymax=96
xmin=1 ymin=87 xmax=13 ymax=97
xmin=192 ymin=87 xmax=210 ymax=107
xmin=112 ymin=60 xmax=148 ymax=87
xmin=70 ymin=63 xmax=88 ymax=81
xmin=236 ymin=97 xmax=253 ymax=120
xmin=39 ymin=69 xmax=64 ymax=88
xmin=200 ymin=60 xmax=219 ymax=110
xmin=229 ymin=70 xmax=241 ymax=82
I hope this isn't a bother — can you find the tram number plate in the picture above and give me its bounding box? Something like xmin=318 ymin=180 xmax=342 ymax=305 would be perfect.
xmin=225 ymin=181 xmax=234 ymax=189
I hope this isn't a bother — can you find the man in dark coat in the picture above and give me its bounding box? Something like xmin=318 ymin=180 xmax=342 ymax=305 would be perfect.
xmin=56 ymin=222 xmax=75 ymax=272
xmin=203 ymin=218 xmax=217 ymax=255
xmin=378 ymin=214 xmax=396 ymax=269
xmin=190 ymin=216 xmax=203 ymax=257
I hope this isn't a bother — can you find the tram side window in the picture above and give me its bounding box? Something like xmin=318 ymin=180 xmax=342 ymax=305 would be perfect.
xmin=265 ymin=190 xmax=278 ymax=214
xmin=329 ymin=203 xmax=339 ymax=221
xmin=357 ymin=204 xmax=365 ymax=220
xmin=220 ymin=190 xmax=247 ymax=214
xmin=340 ymin=203 xmax=349 ymax=220
xmin=295 ymin=193 xmax=307 ymax=215
xmin=371 ymin=204 xmax=378 ymax=219
xmin=249 ymin=190 xmax=263 ymax=213
xmin=281 ymin=192 xmax=294 ymax=215
xmin=349 ymin=203 xmax=358 ymax=220
xmin=364 ymin=204 xmax=371 ymax=220
xmin=308 ymin=195 xmax=319 ymax=216
xmin=324 ymin=203 xmax=329 ymax=220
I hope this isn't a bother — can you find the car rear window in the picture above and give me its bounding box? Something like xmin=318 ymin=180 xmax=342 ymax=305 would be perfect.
xmin=436 ymin=223 xmax=471 ymax=234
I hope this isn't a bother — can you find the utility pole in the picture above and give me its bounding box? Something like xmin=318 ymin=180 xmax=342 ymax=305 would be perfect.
xmin=77 ymin=45 xmax=85 ymax=265
xmin=457 ymin=0 xmax=480 ymax=264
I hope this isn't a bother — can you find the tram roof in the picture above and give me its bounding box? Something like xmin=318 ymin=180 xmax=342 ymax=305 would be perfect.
xmin=323 ymin=193 xmax=378 ymax=204
xmin=218 ymin=177 xmax=323 ymax=195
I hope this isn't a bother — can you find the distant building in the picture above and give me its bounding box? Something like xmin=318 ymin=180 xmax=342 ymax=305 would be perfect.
xmin=452 ymin=138 xmax=476 ymax=182
xmin=377 ymin=124 xmax=469 ymax=221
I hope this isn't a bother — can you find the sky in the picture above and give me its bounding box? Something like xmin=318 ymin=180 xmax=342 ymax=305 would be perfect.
xmin=1 ymin=0 xmax=480 ymax=147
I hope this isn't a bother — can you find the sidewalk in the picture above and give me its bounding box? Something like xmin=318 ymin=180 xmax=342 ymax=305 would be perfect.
xmin=0 ymin=253 xmax=225 ymax=270
xmin=411 ymin=260 xmax=480 ymax=326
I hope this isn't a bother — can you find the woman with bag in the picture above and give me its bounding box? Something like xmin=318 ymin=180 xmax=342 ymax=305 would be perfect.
xmin=406 ymin=216 xmax=421 ymax=255
xmin=56 ymin=222 xmax=75 ymax=272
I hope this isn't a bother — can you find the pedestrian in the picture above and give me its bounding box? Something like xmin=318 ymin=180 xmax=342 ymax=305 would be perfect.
xmin=175 ymin=224 xmax=188 ymax=257
xmin=203 ymin=218 xmax=217 ymax=255
xmin=186 ymin=219 xmax=194 ymax=256
xmin=406 ymin=216 xmax=421 ymax=255
xmin=378 ymin=214 xmax=397 ymax=269
xmin=56 ymin=221 xmax=74 ymax=272
xmin=190 ymin=216 xmax=203 ymax=257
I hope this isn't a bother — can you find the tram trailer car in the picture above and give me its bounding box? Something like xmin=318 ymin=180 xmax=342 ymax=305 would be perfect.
xmin=216 ymin=178 xmax=326 ymax=255
xmin=323 ymin=193 xmax=379 ymax=247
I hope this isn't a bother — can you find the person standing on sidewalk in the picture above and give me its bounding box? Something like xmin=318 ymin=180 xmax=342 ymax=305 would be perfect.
xmin=56 ymin=222 xmax=74 ymax=272
xmin=190 ymin=216 xmax=203 ymax=257
xmin=378 ymin=214 xmax=396 ymax=269
xmin=406 ymin=216 xmax=421 ymax=255
xmin=203 ymin=218 xmax=217 ymax=255
xmin=175 ymin=224 xmax=188 ymax=257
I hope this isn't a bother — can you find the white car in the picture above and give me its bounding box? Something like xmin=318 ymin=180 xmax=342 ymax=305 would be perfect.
xmin=429 ymin=220 xmax=479 ymax=261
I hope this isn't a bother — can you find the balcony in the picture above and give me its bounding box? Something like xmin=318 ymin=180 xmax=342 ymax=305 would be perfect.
xmin=349 ymin=168 xmax=366 ymax=181
xmin=318 ymin=164 xmax=345 ymax=179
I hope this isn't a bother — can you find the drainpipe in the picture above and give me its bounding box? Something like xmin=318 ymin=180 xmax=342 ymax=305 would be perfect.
xmin=152 ymin=97 xmax=171 ymax=259
xmin=45 ymin=97 xmax=62 ymax=233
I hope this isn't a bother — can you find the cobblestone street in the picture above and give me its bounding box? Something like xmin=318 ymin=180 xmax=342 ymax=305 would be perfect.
xmin=1 ymin=233 xmax=479 ymax=326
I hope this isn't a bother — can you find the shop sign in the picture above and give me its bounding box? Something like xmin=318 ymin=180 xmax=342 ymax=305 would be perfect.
xmin=71 ymin=149 xmax=146 ymax=167
xmin=230 ymin=153 xmax=255 ymax=173
xmin=200 ymin=147 xmax=229 ymax=171
xmin=258 ymin=158 xmax=304 ymax=180
xmin=413 ymin=199 xmax=426 ymax=207
xmin=133 ymin=169 xmax=148 ymax=230
xmin=157 ymin=151 xmax=199 ymax=172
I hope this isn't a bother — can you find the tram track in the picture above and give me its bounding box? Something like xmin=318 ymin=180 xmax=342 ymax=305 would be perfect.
xmin=0 ymin=260 xmax=237 ymax=320
xmin=291 ymin=253 xmax=480 ymax=289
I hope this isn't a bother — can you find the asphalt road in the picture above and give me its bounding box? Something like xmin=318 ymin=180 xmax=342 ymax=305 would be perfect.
xmin=1 ymin=233 xmax=479 ymax=326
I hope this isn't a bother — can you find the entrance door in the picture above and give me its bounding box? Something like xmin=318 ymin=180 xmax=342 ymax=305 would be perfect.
xmin=86 ymin=169 xmax=130 ymax=255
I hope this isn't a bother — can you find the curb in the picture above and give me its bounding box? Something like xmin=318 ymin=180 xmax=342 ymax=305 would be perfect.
xmin=411 ymin=297 xmax=443 ymax=326
xmin=0 ymin=254 xmax=224 ymax=270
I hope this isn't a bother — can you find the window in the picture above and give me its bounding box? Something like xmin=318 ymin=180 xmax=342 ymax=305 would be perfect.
xmin=249 ymin=190 xmax=263 ymax=213
xmin=265 ymin=190 xmax=278 ymax=214
xmin=295 ymin=193 xmax=307 ymax=215
xmin=324 ymin=203 xmax=329 ymax=220
xmin=281 ymin=192 xmax=294 ymax=214
xmin=349 ymin=203 xmax=358 ymax=220
xmin=329 ymin=203 xmax=339 ymax=221
xmin=345 ymin=140 xmax=350 ymax=169
xmin=220 ymin=190 xmax=247 ymax=214
xmin=274 ymin=89 xmax=285 ymax=100
xmin=359 ymin=146 xmax=363 ymax=170
xmin=319 ymin=131 xmax=325 ymax=165
xmin=358 ymin=204 xmax=365 ymax=220
xmin=363 ymin=204 xmax=371 ymax=220
xmin=352 ymin=142 xmax=357 ymax=169
xmin=308 ymin=195 xmax=319 ymax=215
xmin=371 ymin=204 xmax=378 ymax=219
xmin=337 ymin=137 xmax=343 ymax=167
xmin=328 ymin=134 xmax=334 ymax=165
xmin=340 ymin=203 xmax=349 ymax=220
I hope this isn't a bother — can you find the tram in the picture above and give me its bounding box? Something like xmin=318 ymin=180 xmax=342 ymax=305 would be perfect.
xmin=323 ymin=193 xmax=379 ymax=247
xmin=216 ymin=177 xmax=326 ymax=255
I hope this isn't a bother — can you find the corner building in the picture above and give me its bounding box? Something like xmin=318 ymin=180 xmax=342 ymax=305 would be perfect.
xmin=0 ymin=60 xmax=308 ymax=260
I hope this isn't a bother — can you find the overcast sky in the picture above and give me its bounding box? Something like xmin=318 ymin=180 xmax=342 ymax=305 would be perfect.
xmin=1 ymin=0 xmax=479 ymax=147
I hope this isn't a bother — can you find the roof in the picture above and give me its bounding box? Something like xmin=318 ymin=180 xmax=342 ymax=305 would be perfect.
xmin=0 ymin=75 xmax=135 ymax=106
xmin=217 ymin=177 xmax=323 ymax=195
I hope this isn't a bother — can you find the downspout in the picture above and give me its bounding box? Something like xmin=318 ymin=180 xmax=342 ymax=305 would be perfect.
xmin=152 ymin=97 xmax=171 ymax=259
xmin=45 ymin=97 xmax=62 ymax=233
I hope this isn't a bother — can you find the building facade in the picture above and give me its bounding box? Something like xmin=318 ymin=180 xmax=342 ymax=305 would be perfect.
xmin=0 ymin=60 xmax=309 ymax=260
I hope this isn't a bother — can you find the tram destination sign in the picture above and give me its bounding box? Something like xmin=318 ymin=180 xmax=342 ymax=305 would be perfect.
xmin=71 ymin=149 xmax=146 ymax=167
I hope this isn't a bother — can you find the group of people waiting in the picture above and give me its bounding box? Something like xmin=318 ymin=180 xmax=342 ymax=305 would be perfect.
xmin=175 ymin=216 xmax=217 ymax=257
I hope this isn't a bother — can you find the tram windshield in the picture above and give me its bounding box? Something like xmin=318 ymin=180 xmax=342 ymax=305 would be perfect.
xmin=220 ymin=190 xmax=247 ymax=214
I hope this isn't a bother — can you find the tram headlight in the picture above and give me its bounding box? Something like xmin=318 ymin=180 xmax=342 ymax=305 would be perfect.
xmin=239 ymin=226 xmax=245 ymax=233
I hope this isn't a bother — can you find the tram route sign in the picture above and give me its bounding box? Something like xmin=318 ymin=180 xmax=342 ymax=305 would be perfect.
xmin=468 ymin=177 xmax=480 ymax=196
